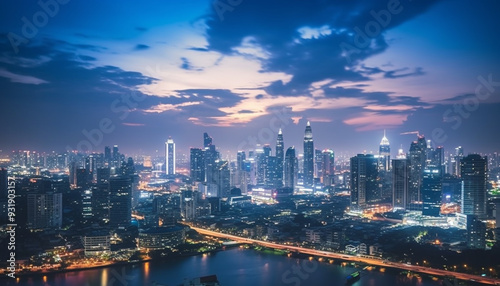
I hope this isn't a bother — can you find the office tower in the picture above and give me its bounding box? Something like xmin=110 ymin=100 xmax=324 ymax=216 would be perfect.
xmin=379 ymin=130 xmax=390 ymax=171
xmin=392 ymin=158 xmax=409 ymax=209
xmin=422 ymin=165 xmax=442 ymax=217
xmin=165 ymin=137 xmax=176 ymax=175
xmin=466 ymin=215 xmax=486 ymax=249
xmin=214 ymin=160 xmax=230 ymax=198
xmin=0 ymin=168 xmax=8 ymax=199
xmin=69 ymin=161 xmax=77 ymax=186
xmin=276 ymin=129 xmax=284 ymax=187
xmin=461 ymin=154 xmax=487 ymax=218
xmin=408 ymin=135 xmax=427 ymax=209
xmin=76 ymin=167 xmax=90 ymax=189
xmin=108 ymin=176 xmax=132 ymax=228
xmin=190 ymin=148 xmax=205 ymax=182
xmin=267 ymin=156 xmax=277 ymax=187
xmin=237 ymin=151 xmax=246 ymax=171
xmin=96 ymin=167 xmax=111 ymax=185
xmin=204 ymin=132 xmax=213 ymax=148
xmin=26 ymin=177 xmax=62 ymax=230
xmin=204 ymin=144 xmax=219 ymax=185
xmin=450 ymin=146 xmax=465 ymax=177
xmin=315 ymin=149 xmax=323 ymax=179
xmin=104 ymin=146 xmax=111 ymax=165
xmin=181 ymin=190 xmax=198 ymax=221
xmin=112 ymin=145 xmax=120 ymax=168
xmin=82 ymin=188 xmax=93 ymax=220
xmin=284 ymin=147 xmax=296 ymax=189
xmin=435 ymin=146 xmax=444 ymax=170
xmin=92 ymin=183 xmax=109 ymax=222
xmin=350 ymin=154 xmax=378 ymax=209
xmin=303 ymin=121 xmax=314 ymax=187
xmin=322 ymin=149 xmax=335 ymax=186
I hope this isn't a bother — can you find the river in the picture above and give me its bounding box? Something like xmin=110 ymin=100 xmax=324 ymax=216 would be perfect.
xmin=7 ymin=248 xmax=444 ymax=286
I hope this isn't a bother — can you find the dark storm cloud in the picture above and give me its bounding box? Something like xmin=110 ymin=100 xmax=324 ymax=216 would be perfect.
xmin=205 ymin=0 xmax=441 ymax=96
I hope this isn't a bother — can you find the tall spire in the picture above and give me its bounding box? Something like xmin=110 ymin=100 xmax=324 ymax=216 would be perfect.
xmin=380 ymin=129 xmax=390 ymax=146
xmin=278 ymin=128 xmax=282 ymax=135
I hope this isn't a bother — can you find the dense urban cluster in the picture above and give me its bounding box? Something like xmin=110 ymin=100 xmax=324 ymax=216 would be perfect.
xmin=1 ymin=122 xmax=500 ymax=280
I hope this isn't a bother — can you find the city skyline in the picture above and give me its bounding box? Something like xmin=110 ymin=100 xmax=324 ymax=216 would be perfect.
xmin=1 ymin=0 xmax=500 ymax=156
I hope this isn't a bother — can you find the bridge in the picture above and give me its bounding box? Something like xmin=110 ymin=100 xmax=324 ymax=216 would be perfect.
xmin=190 ymin=226 xmax=500 ymax=285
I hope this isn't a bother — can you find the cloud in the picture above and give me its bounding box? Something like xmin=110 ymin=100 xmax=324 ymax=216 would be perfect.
xmin=205 ymin=0 xmax=441 ymax=96
xmin=383 ymin=67 xmax=425 ymax=79
xmin=0 ymin=68 xmax=48 ymax=85
xmin=143 ymin=101 xmax=202 ymax=113
xmin=134 ymin=44 xmax=150 ymax=51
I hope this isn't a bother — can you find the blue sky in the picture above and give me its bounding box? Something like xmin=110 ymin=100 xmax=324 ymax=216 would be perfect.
xmin=1 ymin=0 xmax=499 ymax=157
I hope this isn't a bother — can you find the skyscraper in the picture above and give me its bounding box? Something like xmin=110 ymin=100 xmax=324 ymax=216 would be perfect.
xmin=321 ymin=149 xmax=335 ymax=186
xmin=165 ymin=137 xmax=176 ymax=175
xmin=303 ymin=121 xmax=314 ymax=187
xmin=284 ymin=147 xmax=296 ymax=189
xmin=190 ymin=148 xmax=205 ymax=182
xmin=461 ymin=154 xmax=487 ymax=218
xmin=275 ymin=129 xmax=284 ymax=187
xmin=350 ymin=154 xmax=379 ymax=209
xmin=408 ymin=135 xmax=427 ymax=209
xmin=109 ymin=176 xmax=132 ymax=228
xmin=204 ymin=132 xmax=213 ymax=148
xmin=392 ymin=157 xmax=409 ymax=210
xmin=422 ymin=165 xmax=442 ymax=217
xmin=379 ymin=130 xmax=390 ymax=171
xmin=214 ymin=160 xmax=230 ymax=198
xmin=26 ymin=177 xmax=62 ymax=230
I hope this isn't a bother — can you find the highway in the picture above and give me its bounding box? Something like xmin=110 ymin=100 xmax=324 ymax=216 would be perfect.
xmin=191 ymin=226 xmax=500 ymax=285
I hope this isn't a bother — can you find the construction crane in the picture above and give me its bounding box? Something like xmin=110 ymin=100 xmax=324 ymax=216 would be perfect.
xmin=400 ymin=131 xmax=420 ymax=136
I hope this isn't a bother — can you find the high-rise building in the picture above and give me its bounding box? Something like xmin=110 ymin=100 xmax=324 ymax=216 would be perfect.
xmin=204 ymin=132 xmax=213 ymax=148
xmin=379 ymin=130 xmax=390 ymax=172
xmin=112 ymin=145 xmax=120 ymax=168
xmin=392 ymin=158 xmax=409 ymax=210
xmin=76 ymin=167 xmax=90 ymax=189
xmin=315 ymin=149 xmax=323 ymax=179
xmin=104 ymin=146 xmax=111 ymax=166
xmin=408 ymin=135 xmax=427 ymax=209
xmin=450 ymin=146 xmax=464 ymax=177
xmin=92 ymin=183 xmax=109 ymax=222
xmin=466 ymin=215 xmax=486 ymax=249
xmin=96 ymin=167 xmax=111 ymax=185
xmin=422 ymin=165 xmax=442 ymax=217
xmin=461 ymin=154 xmax=487 ymax=218
xmin=303 ymin=121 xmax=314 ymax=187
xmin=204 ymin=144 xmax=219 ymax=185
xmin=321 ymin=149 xmax=335 ymax=186
xmin=109 ymin=176 xmax=132 ymax=228
xmin=284 ymin=147 xmax=296 ymax=189
xmin=26 ymin=177 xmax=62 ymax=230
xmin=350 ymin=154 xmax=379 ymax=209
xmin=190 ymin=148 xmax=205 ymax=182
xmin=214 ymin=160 xmax=230 ymax=198
xmin=276 ymin=129 xmax=284 ymax=187
xmin=165 ymin=137 xmax=176 ymax=175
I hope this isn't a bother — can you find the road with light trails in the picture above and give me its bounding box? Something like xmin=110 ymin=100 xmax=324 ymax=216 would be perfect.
xmin=191 ymin=226 xmax=500 ymax=285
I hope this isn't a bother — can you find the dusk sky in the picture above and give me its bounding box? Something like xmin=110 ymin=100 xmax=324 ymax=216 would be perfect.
xmin=1 ymin=0 xmax=500 ymax=158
